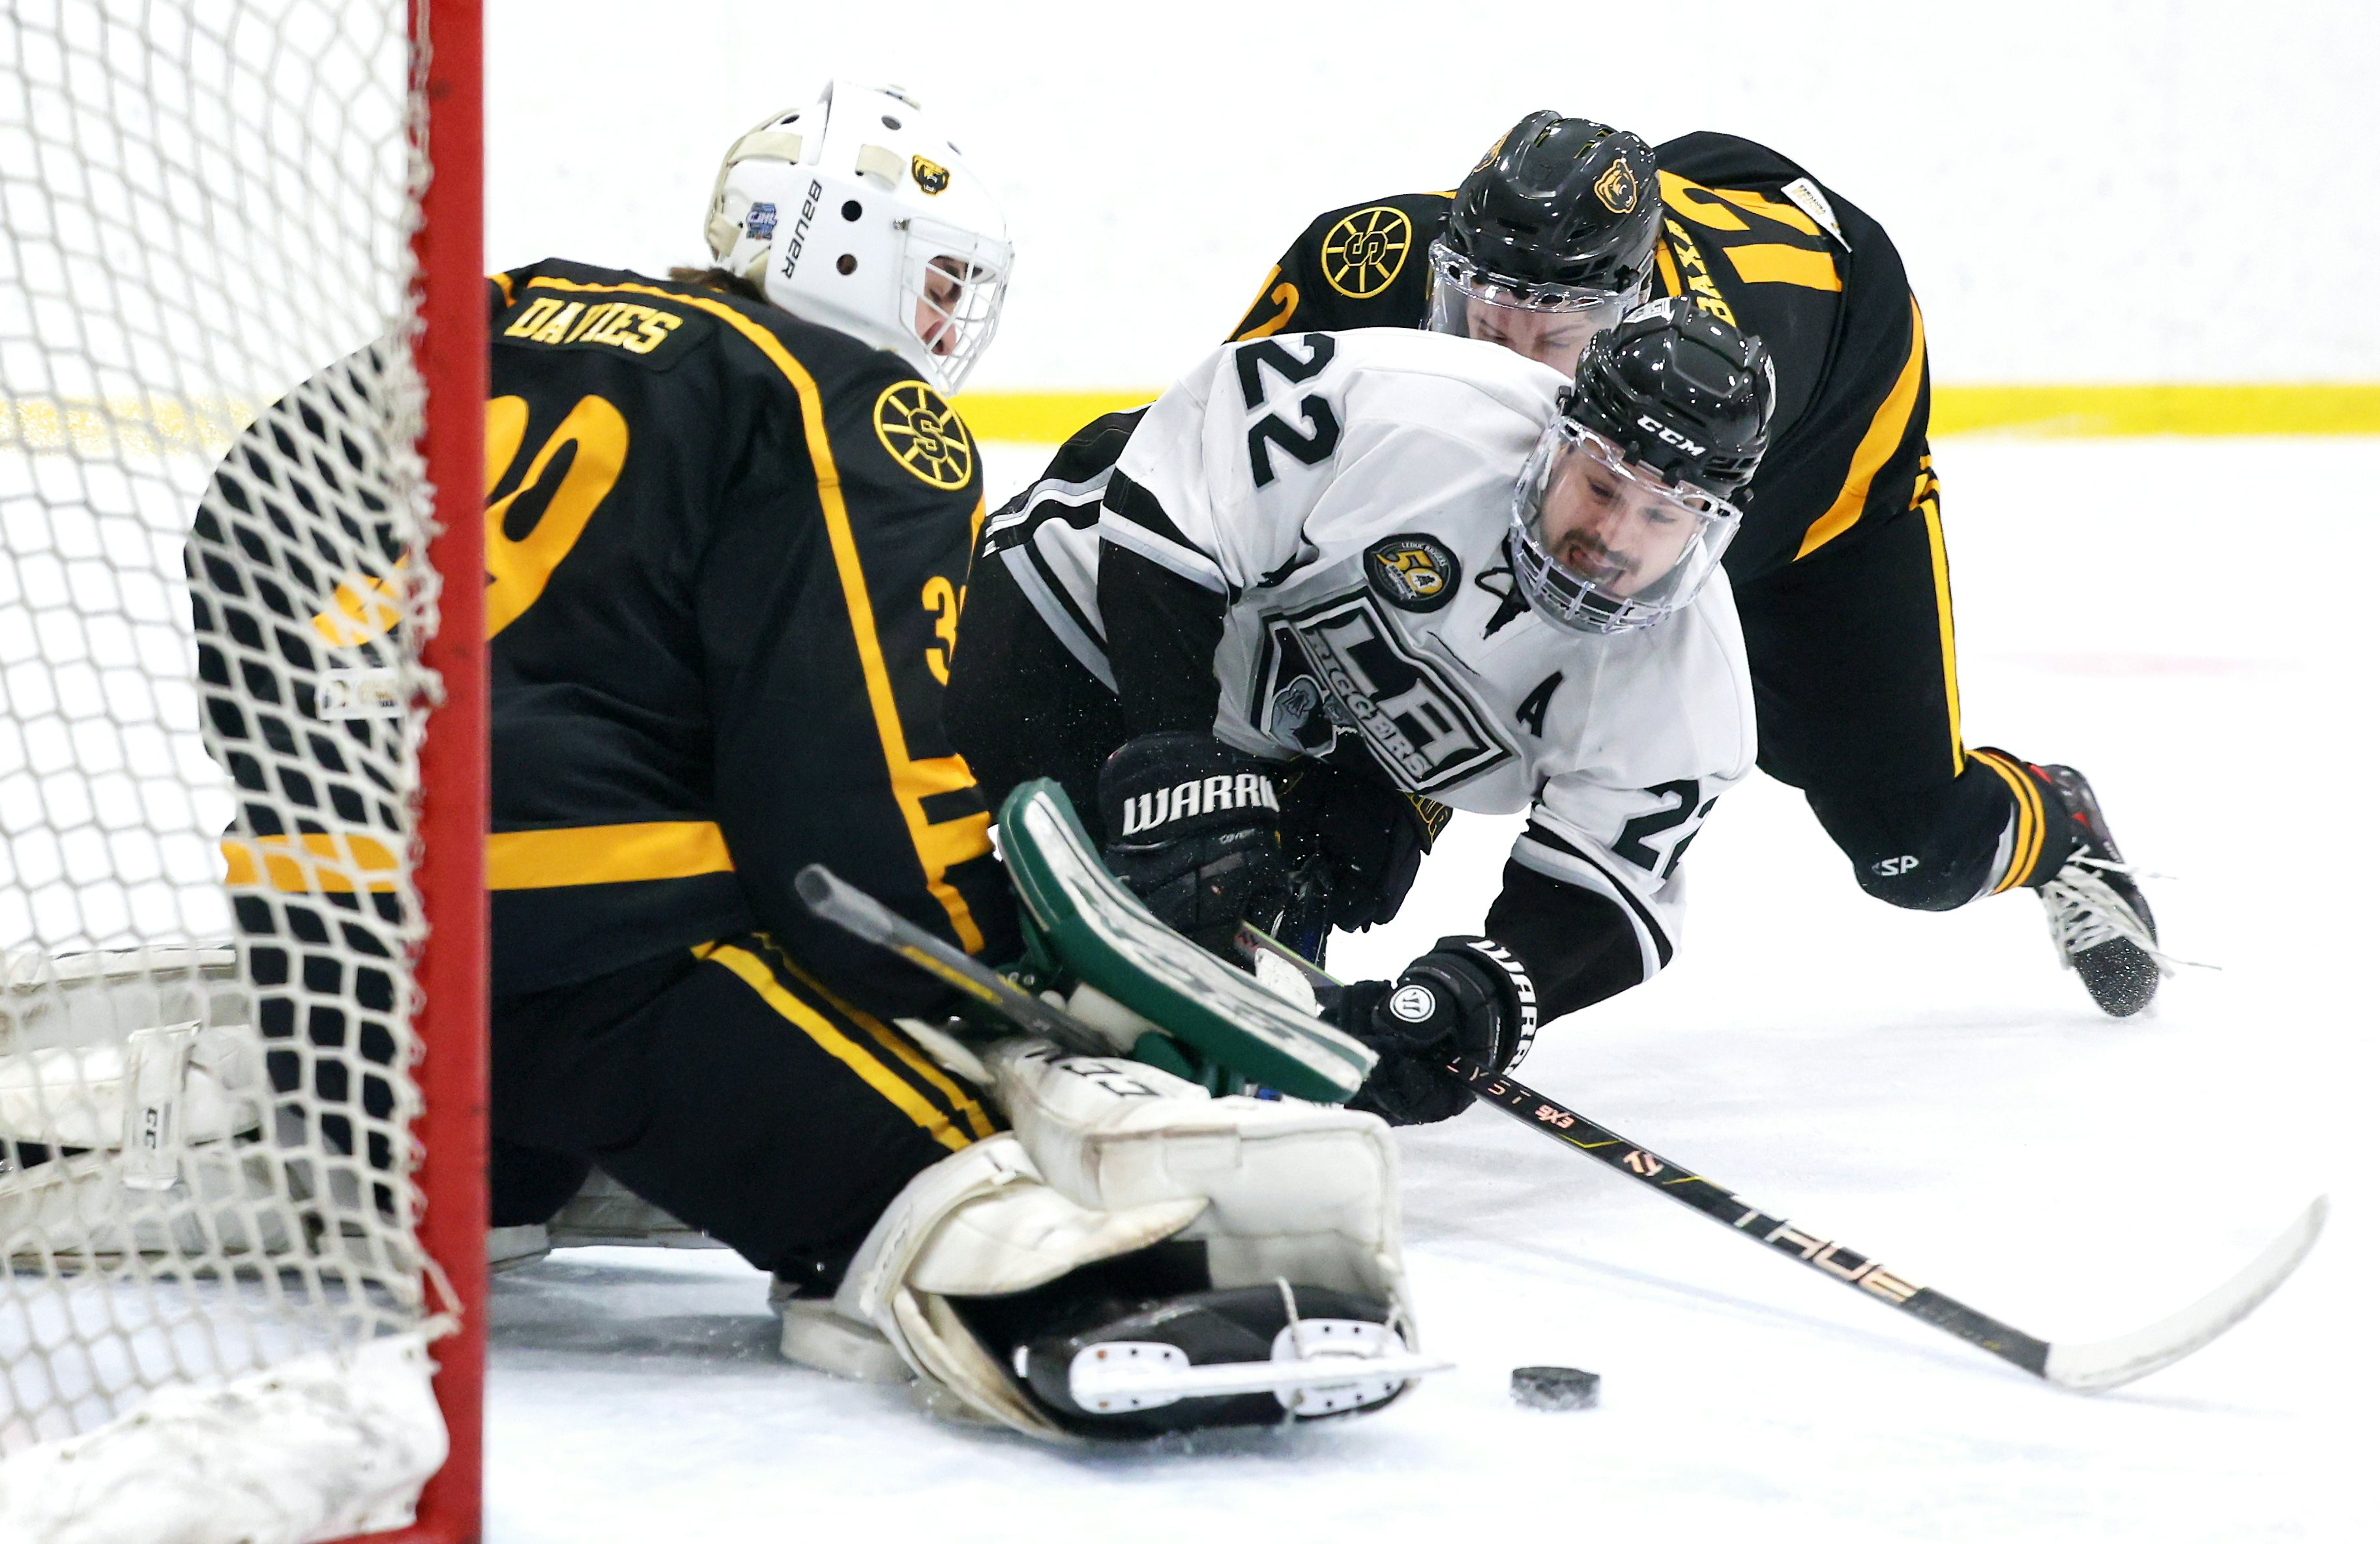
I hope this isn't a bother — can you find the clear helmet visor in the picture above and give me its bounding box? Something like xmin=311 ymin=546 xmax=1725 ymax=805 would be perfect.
xmin=1510 ymin=417 xmax=1744 ymax=635
xmin=1424 ymin=239 xmax=1642 ymax=374
xmin=899 ymin=214 xmax=1012 ymax=392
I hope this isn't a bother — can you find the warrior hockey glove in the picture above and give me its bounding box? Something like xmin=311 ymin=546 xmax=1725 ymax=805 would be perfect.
xmin=1278 ymin=766 xmax=1450 ymax=933
xmin=1097 ymin=732 xmax=1287 ymax=955
xmin=1336 ymin=937 xmax=1539 ymax=1127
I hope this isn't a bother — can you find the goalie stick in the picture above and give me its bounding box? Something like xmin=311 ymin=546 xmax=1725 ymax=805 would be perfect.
xmin=1233 ymin=924 xmax=2325 ymax=1394
xmin=793 ymin=866 xmax=1113 ymax=1060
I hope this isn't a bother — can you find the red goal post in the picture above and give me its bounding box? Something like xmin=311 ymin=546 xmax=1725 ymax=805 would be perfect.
xmin=384 ymin=2 xmax=487 ymax=1539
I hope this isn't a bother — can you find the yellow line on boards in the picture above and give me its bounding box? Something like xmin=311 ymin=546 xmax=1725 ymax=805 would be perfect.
xmin=948 ymin=384 xmax=2380 ymax=441
xmin=1928 ymin=383 xmax=2380 ymax=437
xmin=10 ymin=383 xmax=2380 ymax=456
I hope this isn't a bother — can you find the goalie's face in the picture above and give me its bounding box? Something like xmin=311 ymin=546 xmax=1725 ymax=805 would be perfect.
xmin=1509 ymin=418 xmax=1743 ymax=635
xmin=914 ymin=257 xmax=967 ymax=358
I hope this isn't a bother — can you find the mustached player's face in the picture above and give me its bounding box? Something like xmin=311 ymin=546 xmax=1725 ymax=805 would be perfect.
xmin=1538 ymin=448 xmax=1700 ymax=598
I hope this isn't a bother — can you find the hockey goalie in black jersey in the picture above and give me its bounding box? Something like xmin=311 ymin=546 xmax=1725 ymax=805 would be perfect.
xmin=1222 ymin=113 xmax=2165 ymax=1017
xmin=953 ymin=302 xmax=1777 ymax=1126
xmin=153 ymin=80 xmax=1437 ymax=1445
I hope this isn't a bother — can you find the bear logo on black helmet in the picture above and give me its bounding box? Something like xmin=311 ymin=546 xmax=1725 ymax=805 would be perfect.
xmin=1593 ymin=159 xmax=1638 ymax=215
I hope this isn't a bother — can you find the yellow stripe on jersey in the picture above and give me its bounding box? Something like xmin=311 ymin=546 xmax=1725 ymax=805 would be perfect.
xmin=518 ymin=275 xmax=994 ymax=954
xmin=695 ymin=940 xmax=975 ymax=1153
xmin=768 ymin=944 xmax=997 ymax=1141
xmin=1710 ymin=187 xmax=1821 ymax=237
xmin=1972 ymin=750 xmax=2046 ymax=894
xmin=1721 ymin=242 xmax=1842 ymax=291
xmin=490 ymin=272 xmax=516 ymax=306
xmin=1913 ymin=460 xmax=1963 ymax=778
xmin=486 ymin=821 xmax=733 ymax=890
xmin=222 ymin=832 xmax=403 ymax=894
xmin=1795 ymin=298 xmax=1928 ymax=561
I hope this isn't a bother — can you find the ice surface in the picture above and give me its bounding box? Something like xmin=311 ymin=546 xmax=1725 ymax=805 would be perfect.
xmin=485 ymin=436 xmax=2369 ymax=1543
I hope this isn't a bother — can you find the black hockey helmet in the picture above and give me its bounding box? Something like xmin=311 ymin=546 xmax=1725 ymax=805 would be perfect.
xmin=1443 ymin=111 xmax=1662 ymax=293
xmin=1508 ymin=299 xmax=1776 ymax=635
xmin=1566 ymin=298 xmax=1775 ymax=500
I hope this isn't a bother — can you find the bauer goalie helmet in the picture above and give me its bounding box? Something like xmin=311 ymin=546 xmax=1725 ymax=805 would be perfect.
xmin=1426 ymin=112 xmax=1662 ymax=373
xmin=705 ymin=81 xmax=1013 ymax=392
xmin=1511 ymin=298 xmax=1775 ymax=635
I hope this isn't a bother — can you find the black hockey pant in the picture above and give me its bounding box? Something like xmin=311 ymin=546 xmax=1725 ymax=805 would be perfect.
xmin=1737 ymin=488 xmax=2073 ymax=910
xmin=490 ymin=933 xmax=999 ymax=1284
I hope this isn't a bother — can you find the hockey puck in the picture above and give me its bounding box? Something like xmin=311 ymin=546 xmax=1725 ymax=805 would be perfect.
xmin=1510 ymin=1365 xmax=1600 ymax=1410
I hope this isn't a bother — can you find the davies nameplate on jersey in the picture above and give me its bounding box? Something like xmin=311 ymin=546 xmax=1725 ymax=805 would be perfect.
xmin=874 ymin=381 xmax=974 ymax=488
xmin=1254 ymin=592 xmax=1514 ymax=794
xmin=499 ymin=294 xmax=691 ymax=370
xmin=1365 ymin=534 xmax=1460 ymax=613
xmin=1320 ymin=206 xmax=1413 ymax=299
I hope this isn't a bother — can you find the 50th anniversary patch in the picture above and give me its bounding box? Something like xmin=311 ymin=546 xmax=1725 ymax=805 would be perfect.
xmin=1365 ymin=534 xmax=1460 ymax=612
xmin=874 ymin=381 xmax=974 ymax=489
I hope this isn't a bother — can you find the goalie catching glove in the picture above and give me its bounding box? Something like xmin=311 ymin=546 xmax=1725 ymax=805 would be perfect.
xmin=1335 ymin=937 xmax=1538 ymax=1126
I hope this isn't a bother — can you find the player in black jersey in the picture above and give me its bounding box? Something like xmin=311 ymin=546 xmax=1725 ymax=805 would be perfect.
xmin=187 ymin=81 xmax=1021 ymax=1294
xmin=1220 ymin=112 xmax=2164 ymax=1017
xmin=175 ymin=81 xmax=1434 ymax=1444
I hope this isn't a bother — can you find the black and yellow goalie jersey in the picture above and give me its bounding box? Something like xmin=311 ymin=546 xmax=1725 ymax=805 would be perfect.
xmin=480 ymin=261 xmax=1012 ymax=1005
xmin=1226 ymin=133 xmax=1927 ymax=585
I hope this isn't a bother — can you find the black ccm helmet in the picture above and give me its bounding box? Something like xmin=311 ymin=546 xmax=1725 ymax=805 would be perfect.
xmin=1426 ymin=113 xmax=1664 ymax=371
xmin=1510 ymin=299 xmax=1777 ymax=635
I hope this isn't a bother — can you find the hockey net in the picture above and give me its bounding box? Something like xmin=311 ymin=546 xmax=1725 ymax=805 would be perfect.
xmin=0 ymin=3 xmax=483 ymax=1541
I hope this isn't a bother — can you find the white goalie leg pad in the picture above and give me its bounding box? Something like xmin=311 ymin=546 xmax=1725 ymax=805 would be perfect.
xmin=830 ymin=1131 xmax=1207 ymax=1440
xmin=1 ymin=1019 xmax=295 ymax=1264
xmin=544 ymin=1167 xmax=720 ymax=1251
xmin=0 ymin=1022 xmax=269 ymax=1160
xmin=983 ymin=1039 xmax=1411 ymax=1312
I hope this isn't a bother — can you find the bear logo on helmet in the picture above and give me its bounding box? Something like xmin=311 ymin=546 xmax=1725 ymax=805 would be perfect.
xmin=1593 ymin=158 xmax=1638 ymax=215
xmin=910 ymin=155 xmax=950 ymax=195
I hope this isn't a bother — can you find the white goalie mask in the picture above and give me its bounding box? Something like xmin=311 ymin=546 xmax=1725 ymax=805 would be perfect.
xmin=705 ymin=81 xmax=1014 ymax=393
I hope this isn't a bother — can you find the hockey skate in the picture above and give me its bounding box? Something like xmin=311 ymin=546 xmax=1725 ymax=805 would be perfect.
xmin=2029 ymin=762 xmax=2164 ymax=1017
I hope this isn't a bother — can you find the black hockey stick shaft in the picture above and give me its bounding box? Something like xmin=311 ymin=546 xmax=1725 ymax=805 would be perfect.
xmin=1446 ymin=1058 xmax=2049 ymax=1375
xmin=793 ymin=865 xmax=1113 ymax=1059
xmin=1231 ymin=924 xmax=2049 ymax=1376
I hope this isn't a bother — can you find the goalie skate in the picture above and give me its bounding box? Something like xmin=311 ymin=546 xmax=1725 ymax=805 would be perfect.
xmin=1005 ymin=1281 xmax=1439 ymax=1436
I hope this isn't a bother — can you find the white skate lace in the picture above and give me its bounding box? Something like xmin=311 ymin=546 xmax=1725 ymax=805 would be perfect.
xmin=2038 ymin=854 xmax=2188 ymax=974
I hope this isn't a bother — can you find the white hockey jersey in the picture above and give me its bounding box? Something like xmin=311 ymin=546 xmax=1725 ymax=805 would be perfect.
xmin=983 ymin=328 xmax=1756 ymax=984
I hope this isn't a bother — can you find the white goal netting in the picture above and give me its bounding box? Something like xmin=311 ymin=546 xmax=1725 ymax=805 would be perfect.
xmin=0 ymin=2 xmax=457 ymax=1536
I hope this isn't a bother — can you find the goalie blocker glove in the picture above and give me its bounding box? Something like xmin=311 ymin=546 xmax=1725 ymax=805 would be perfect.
xmin=1098 ymin=732 xmax=1287 ymax=955
xmin=1337 ymin=937 xmax=1539 ymax=1126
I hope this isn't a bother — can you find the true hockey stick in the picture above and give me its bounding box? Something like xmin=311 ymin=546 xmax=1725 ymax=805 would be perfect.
xmin=1235 ymin=924 xmax=2325 ymax=1393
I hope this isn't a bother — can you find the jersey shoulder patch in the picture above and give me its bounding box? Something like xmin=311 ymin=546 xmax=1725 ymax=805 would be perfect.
xmin=871 ymin=379 xmax=975 ymax=490
xmin=1364 ymin=533 xmax=1460 ymax=612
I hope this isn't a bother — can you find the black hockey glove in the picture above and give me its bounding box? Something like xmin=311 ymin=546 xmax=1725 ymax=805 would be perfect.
xmin=1097 ymin=732 xmax=1287 ymax=955
xmin=1278 ymin=766 xmax=1450 ymax=933
xmin=1336 ymin=937 xmax=1538 ymax=1127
